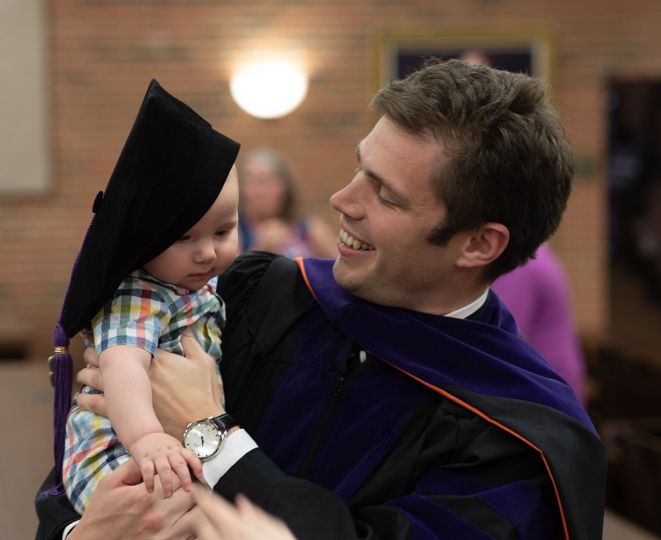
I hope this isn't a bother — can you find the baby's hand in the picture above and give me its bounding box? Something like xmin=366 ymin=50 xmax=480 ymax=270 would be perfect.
xmin=130 ymin=432 xmax=203 ymax=498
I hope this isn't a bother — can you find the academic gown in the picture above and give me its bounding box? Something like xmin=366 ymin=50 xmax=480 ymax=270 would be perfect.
xmin=35 ymin=252 xmax=607 ymax=540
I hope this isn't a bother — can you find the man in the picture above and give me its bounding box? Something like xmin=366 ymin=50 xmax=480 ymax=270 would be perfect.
xmin=36 ymin=60 xmax=606 ymax=540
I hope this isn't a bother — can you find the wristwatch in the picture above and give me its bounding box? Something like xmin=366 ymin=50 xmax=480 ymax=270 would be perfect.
xmin=182 ymin=413 xmax=239 ymax=461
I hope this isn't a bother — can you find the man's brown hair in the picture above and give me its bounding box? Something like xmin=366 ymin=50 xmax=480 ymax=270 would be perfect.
xmin=371 ymin=59 xmax=573 ymax=282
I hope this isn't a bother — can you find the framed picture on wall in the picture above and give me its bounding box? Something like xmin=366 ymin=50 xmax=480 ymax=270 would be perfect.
xmin=371 ymin=30 xmax=554 ymax=91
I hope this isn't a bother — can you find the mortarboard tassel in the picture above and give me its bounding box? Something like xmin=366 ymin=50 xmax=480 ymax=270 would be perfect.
xmin=35 ymin=324 xmax=72 ymax=500
xmin=35 ymin=213 xmax=96 ymax=502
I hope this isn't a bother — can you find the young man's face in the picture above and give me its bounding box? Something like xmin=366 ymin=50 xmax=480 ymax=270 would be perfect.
xmin=144 ymin=166 xmax=240 ymax=291
xmin=330 ymin=117 xmax=471 ymax=315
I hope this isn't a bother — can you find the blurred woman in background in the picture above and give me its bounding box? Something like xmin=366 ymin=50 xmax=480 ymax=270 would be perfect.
xmin=238 ymin=148 xmax=338 ymax=259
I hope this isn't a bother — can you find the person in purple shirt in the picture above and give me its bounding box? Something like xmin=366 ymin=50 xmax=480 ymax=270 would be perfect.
xmin=491 ymin=244 xmax=588 ymax=406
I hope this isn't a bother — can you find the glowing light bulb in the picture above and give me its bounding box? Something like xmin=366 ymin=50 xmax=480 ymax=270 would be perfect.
xmin=230 ymin=60 xmax=308 ymax=119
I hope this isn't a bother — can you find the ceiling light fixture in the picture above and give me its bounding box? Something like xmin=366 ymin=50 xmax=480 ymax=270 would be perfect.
xmin=230 ymin=59 xmax=308 ymax=119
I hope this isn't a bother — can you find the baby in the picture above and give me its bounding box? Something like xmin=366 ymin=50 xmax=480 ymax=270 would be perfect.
xmin=44 ymin=80 xmax=240 ymax=514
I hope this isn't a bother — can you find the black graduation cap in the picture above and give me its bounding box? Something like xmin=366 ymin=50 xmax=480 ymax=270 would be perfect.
xmin=38 ymin=79 xmax=240 ymax=501
xmin=62 ymin=79 xmax=240 ymax=337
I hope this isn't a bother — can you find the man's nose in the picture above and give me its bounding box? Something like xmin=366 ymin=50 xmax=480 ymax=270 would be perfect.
xmin=329 ymin=188 xmax=344 ymax=212
xmin=330 ymin=178 xmax=364 ymax=219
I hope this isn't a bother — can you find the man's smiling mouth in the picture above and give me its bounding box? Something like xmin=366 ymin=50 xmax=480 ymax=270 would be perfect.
xmin=339 ymin=229 xmax=375 ymax=251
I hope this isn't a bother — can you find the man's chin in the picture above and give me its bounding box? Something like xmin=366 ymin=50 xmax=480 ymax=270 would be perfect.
xmin=331 ymin=258 xmax=345 ymax=285
xmin=332 ymin=258 xmax=368 ymax=297
xmin=332 ymin=258 xmax=354 ymax=290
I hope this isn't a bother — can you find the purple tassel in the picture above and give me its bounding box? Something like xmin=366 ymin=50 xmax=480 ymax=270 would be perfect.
xmin=35 ymin=214 xmax=95 ymax=503
xmin=35 ymin=325 xmax=72 ymax=501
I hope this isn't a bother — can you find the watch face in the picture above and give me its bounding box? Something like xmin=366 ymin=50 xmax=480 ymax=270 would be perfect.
xmin=183 ymin=420 xmax=222 ymax=459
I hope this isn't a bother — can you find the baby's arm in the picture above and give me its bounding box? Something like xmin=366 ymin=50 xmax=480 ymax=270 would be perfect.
xmin=98 ymin=345 xmax=203 ymax=497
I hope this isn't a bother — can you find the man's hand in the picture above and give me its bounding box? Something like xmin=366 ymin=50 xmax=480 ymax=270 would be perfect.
xmin=150 ymin=328 xmax=225 ymax=439
xmin=75 ymin=329 xmax=224 ymax=433
xmin=68 ymin=459 xmax=196 ymax=540
xmin=130 ymin=432 xmax=203 ymax=497
xmin=193 ymin=487 xmax=296 ymax=540
xmin=75 ymin=347 xmax=106 ymax=416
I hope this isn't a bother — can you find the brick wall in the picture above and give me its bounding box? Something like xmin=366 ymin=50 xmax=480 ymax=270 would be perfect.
xmin=3 ymin=0 xmax=661 ymax=359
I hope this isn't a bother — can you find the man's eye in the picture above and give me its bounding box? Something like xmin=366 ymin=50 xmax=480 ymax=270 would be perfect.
xmin=378 ymin=194 xmax=396 ymax=208
xmin=370 ymin=179 xmax=396 ymax=208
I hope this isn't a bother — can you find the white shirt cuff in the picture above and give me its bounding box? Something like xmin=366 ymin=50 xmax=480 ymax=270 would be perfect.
xmin=62 ymin=520 xmax=79 ymax=539
xmin=202 ymin=428 xmax=258 ymax=488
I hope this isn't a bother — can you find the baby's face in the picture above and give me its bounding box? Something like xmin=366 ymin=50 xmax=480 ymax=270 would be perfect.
xmin=144 ymin=165 xmax=240 ymax=291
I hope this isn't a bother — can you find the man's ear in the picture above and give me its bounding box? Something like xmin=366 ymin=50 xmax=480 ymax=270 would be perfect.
xmin=456 ymin=223 xmax=510 ymax=269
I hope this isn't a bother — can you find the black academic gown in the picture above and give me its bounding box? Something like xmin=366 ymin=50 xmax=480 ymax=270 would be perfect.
xmin=35 ymin=252 xmax=607 ymax=540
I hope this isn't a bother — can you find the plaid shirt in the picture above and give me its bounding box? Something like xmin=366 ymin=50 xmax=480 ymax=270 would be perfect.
xmin=63 ymin=269 xmax=225 ymax=514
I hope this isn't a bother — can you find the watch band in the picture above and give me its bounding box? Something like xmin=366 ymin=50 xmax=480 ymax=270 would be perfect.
xmin=211 ymin=413 xmax=239 ymax=433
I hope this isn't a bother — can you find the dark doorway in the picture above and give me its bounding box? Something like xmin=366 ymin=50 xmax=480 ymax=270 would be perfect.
xmin=607 ymin=80 xmax=661 ymax=348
